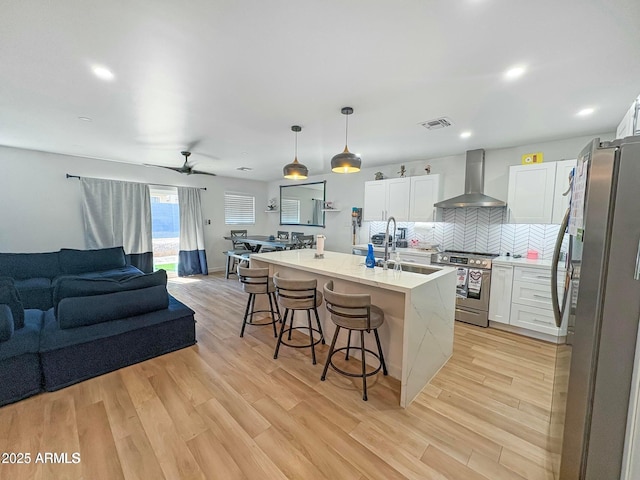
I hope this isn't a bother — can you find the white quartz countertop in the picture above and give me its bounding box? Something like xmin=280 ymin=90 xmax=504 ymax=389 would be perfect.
xmin=250 ymin=249 xmax=454 ymax=293
xmin=493 ymin=255 xmax=555 ymax=268
xmin=352 ymin=244 xmax=438 ymax=258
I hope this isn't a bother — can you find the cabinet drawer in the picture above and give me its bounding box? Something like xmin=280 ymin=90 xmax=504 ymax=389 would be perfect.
xmin=399 ymin=253 xmax=431 ymax=265
xmin=510 ymin=303 xmax=561 ymax=336
xmin=513 ymin=266 xmax=554 ymax=285
xmin=512 ymin=280 xmax=560 ymax=310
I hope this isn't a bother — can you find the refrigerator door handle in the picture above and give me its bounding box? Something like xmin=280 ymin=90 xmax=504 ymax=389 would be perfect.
xmin=635 ymin=237 xmax=640 ymax=281
xmin=552 ymin=207 xmax=572 ymax=328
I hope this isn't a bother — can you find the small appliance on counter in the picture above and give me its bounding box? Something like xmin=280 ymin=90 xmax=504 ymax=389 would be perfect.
xmin=395 ymin=227 xmax=408 ymax=248
xmin=371 ymin=233 xmax=392 ymax=246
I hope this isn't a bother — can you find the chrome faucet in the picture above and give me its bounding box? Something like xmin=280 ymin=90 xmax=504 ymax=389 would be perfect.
xmin=383 ymin=216 xmax=397 ymax=270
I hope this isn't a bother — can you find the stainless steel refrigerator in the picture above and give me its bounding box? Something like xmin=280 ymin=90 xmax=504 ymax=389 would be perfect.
xmin=550 ymin=136 xmax=640 ymax=479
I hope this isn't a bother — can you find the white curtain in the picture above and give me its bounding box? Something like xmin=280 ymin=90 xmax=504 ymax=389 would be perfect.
xmin=177 ymin=187 xmax=208 ymax=276
xmin=81 ymin=178 xmax=153 ymax=272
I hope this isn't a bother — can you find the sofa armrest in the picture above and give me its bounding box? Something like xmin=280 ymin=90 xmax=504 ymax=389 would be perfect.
xmin=0 ymin=304 xmax=15 ymax=341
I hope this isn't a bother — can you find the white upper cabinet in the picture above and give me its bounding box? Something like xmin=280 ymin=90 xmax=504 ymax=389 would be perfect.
xmin=552 ymin=159 xmax=577 ymax=224
xmin=363 ymin=178 xmax=410 ymax=221
xmin=507 ymin=160 xmax=576 ymax=224
xmin=409 ymin=174 xmax=441 ymax=222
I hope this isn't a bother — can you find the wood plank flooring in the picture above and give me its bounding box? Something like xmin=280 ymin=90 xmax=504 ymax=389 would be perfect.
xmin=0 ymin=273 xmax=558 ymax=479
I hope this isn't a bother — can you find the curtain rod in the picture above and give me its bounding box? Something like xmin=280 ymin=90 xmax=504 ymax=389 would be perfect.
xmin=65 ymin=174 xmax=207 ymax=191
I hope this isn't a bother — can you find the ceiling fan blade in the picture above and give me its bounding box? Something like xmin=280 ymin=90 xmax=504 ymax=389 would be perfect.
xmin=185 ymin=139 xmax=202 ymax=151
xmin=143 ymin=164 xmax=184 ymax=173
xmin=190 ymin=170 xmax=217 ymax=177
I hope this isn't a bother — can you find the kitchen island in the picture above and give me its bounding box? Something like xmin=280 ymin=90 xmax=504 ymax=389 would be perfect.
xmin=250 ymin=249 xmax=456 ymax=407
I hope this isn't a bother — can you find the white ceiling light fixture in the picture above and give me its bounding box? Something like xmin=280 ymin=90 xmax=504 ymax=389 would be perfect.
xmin=283 ymin=125 xmax=308 ymax=180
xmin=577 ymin=107 xmax=595 ymax=117
xmin=78 ymin=116 xmax=92 ymax=122
xmin=331 ymin=107 xmax=361 ymax=173
xmin=460 ymin=131 xmax=472 ymax=139
xmin=504 ymin=65 xmax=526 ymax=80
xmin=92 ymin=65 xmax=115 ymax=81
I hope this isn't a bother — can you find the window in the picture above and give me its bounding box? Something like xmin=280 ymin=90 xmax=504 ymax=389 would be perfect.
xmin=281 ymin=198 xmax=300 ymax=224
xmin=224 ymin=192 xmax=255 ymax=225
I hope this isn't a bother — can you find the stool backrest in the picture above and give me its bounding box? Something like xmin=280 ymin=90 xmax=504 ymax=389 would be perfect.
xmin=323 ymin=280 xmax=372 ymax=331
xmin=238 ymin=266 xmax=270 ymax=294
xmin=273 ymin=273 xmax=318 ymax=309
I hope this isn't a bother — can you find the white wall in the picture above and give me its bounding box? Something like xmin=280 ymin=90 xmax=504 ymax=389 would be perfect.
xmin=0 ymin=146 xmax=269 ymax=271
xmin=267 ymin=132 xmax=615 ymax=254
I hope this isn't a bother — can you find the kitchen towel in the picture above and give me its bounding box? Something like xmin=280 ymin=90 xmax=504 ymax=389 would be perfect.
xmin=456 ymin=267 xmax=468 ymax=299
xmin=467 ymin=269 xmax=483 ymax=299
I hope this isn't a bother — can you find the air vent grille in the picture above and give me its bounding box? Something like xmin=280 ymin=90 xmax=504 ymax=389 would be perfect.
xmin=419 ymin=117 xmax=454 ymax=130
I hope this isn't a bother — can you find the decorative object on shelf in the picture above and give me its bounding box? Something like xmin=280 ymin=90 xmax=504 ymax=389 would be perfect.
xmin=398 ymin=165 xmax=406 ymax=177
xmin=267 ymin=197 xmax=278 ymax=210
xmin=331 ymin=107 xmax=361 ymax=174
xmin=323 ymin=201 xmax=334 ymax=210
xmin=283 ymin=125 xmax=308 ymax=180
xmin=374 ymin=171 xmax=384 ymax=180
xmin=425 ymin=164 xmax=431 ymax=175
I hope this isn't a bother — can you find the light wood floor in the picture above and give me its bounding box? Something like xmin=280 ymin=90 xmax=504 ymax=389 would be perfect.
xmin=0 ymin=273 xmax=558 ymax=480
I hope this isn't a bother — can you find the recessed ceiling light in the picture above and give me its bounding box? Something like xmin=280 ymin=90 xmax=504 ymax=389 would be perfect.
xmin=504 ymin=65 xmax=526 ymax=80
xmin=577 ymin=107 xmax=595 ymax=116
xmin=92 ymin=65 xmax=115 ymax=81
xmin=78 ymin=116 xmax=92 ymax=122
xmin=460 ymin=131 xmax=472 ymax=139
xmin=237 ymin=167 xmax=252 ymax=171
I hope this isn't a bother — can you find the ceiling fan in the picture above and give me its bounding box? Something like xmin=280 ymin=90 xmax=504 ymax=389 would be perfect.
xmin=146 ymin=151 xmax=217 ymax=176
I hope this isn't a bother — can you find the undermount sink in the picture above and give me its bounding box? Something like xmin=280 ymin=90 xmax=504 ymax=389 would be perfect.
xmin=374 ymin=260 xmax=439 ymax=275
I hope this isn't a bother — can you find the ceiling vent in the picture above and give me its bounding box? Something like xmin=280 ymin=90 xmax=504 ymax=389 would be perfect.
xmin=419 ymin=117 xmax=454 ymax=130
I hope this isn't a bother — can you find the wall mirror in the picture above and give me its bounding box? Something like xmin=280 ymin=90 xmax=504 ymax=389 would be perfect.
xmin=280 ymin=181 xmax=326 ymax=227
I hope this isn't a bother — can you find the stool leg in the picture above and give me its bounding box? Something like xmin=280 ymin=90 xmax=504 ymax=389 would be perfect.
xmin=225 ymin=255 xmax=231 ymax=279
xmin=240 ymin=293 xmax=253 ymax=337
xmin=267 ymin=292 xmax=278 ymax=338
xmin=248 ymin=294 xmax=256 ymax=324
xmin=321 ymin=326 xmax=340 ymax=381
xmin=313 ymin=307 xmax=325 ymax=344
xmin=360 ymin=331 xmax=368 ymax=401
xmin=274 ymin=308 xmax=289 ymax=359
xmin=345 ymin=330 xmax=352 ymax=360
xmin=287 ymin=311 xmax=295 ymax=341
xmin=373 ymin=328 xmax=388 ymax=375
xmin=272 ymin=293 xmax=282 ymax=322
xmin=307 ymin=309 xmax=316 ymax=365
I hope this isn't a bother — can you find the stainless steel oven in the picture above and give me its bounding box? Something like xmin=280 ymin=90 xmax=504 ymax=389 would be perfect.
xmin=431 ymin=250 xmax=498 ymax=327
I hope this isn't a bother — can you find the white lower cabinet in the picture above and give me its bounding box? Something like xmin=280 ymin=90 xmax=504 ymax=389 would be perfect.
xmin=489 ymin=262 xmax=567 ymax=340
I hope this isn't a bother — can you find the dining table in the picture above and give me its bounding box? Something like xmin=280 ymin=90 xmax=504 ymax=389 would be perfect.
xmin=223 ymin=235 xmax=300 ymax=253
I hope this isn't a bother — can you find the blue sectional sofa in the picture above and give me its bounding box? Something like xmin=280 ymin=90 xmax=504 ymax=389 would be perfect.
xmin=0 ymin=247 xmax=196 ymax=406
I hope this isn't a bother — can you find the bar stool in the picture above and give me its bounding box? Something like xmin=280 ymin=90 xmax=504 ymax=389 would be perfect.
xmin=238 ymin=267 xmax=281 ymax=338
xmin=321 ymin=280 xmax=388 ymax=401
xmin=273 ymin=273 xmax=325 ymax=364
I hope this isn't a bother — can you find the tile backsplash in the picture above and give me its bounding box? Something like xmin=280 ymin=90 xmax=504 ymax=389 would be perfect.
xmin=369 ymin=207 xmax=563 ymax=259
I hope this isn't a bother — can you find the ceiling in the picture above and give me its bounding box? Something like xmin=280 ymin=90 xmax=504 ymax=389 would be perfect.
xmin=1 ymin=0 xmax=639 ymax=181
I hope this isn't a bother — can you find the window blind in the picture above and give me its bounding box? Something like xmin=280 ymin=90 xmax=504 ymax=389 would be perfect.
xmin=281 ymin=198 xmax=300 ymax=224
xmin=224 ymin=193 xmax=255 ymax=225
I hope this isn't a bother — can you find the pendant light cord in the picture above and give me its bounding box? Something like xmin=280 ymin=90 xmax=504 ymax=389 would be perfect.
xmin=345 ymin=113 xmax=349 ymax=148
xmin=295 ymin=129 xmax=298 ymax=159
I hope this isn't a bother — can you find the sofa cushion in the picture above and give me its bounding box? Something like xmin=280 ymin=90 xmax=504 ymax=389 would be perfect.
xmin=13 ymin=277 xmax=53 ymax=311
xmin=0 ymin=251 xmax=61 ymax=280
xmin=72 ymin=265 xmax=143 ymax=281
xmin=0 ymin=305 xmax=14 ymax=341
xmin=0 ymin=309 xmax=43 ymax=362
xmin=59 ymin=247 xmax=126 ymax=274
xmin=53 ymin=270 xmax=167 ymax=309
xmin=0 ymin=277 xmax=25 ymax=329
xmin=57 ymin=285 xmax=169 ymax=329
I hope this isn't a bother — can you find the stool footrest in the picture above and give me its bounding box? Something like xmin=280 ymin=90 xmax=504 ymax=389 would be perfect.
xmin=327 ymin=347 xmax=383 ymax=378
xmin=278 ymin=326 xmax=323 ymax=348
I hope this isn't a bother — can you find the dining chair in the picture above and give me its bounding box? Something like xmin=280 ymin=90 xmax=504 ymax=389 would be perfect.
xmin=230 ymin=230 xmax=249 ymax=250
xmin=225 ymin=229 xmax=249 ymax=278
xmin=295 ymin=235 xmax=314 ymax=249
xmin=277 ymin=231 xmax=290 ymax=240
xmin=291 ymin=232 xmax=304 ymax=241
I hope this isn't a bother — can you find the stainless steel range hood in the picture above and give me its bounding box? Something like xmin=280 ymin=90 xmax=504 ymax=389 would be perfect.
xmin=434 ymin=149 xmax=506 ymax=208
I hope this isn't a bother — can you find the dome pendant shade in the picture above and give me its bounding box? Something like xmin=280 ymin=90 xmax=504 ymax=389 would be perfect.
xmin=283 ymin=125 xmax=308 ymax=180
xmin=283 ymin=156 xmax=308 ymax=179
xmin=331 ymin=107 xmax=361 ymax=173
xmin=331 ymin=146 xmax=361 ymax=173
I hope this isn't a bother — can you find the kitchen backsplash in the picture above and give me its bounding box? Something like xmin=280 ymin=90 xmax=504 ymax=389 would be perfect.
xmin=369 ymin=207 xmax=564 ymax=259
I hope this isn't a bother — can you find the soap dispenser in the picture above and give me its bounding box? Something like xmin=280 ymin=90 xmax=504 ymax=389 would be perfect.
xmin=365 ymin=244 xmax=376 ymax=268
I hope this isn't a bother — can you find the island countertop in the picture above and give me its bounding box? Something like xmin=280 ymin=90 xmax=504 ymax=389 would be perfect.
xmin=249 ymin=249 xmax=455 ymax=293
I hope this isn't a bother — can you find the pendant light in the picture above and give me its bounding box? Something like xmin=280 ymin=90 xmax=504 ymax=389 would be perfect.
xmin=331 ymin=106 xmax=361 ymax=173
xmin=282 ymin=125 xmax=308 ymax=180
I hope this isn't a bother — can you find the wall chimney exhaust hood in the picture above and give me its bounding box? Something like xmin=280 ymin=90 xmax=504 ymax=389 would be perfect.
xmin=434 ymin=149 xmax=506 ymax=208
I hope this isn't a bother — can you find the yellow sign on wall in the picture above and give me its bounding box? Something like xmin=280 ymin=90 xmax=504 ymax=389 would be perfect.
xmin=522 ymin=152 xmax=544 ymax=164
